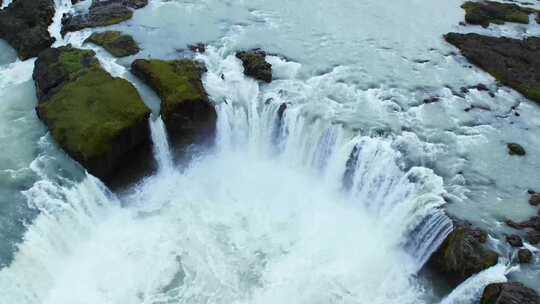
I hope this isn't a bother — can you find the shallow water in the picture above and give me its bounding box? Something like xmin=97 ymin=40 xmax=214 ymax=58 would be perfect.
xmin=1 ymin=0 xmax=540 ymax=302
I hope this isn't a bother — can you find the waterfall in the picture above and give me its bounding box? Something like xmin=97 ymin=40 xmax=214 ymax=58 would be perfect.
xmin=149 ymin=116 xmax=174 ymax=174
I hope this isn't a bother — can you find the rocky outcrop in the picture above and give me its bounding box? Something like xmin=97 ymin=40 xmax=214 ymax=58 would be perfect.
xmin=445 ymin=33 xmax=540 ymax=104
xmin=428 ymin=222 xmax=498 ymax=285
xmin=0 ymin=0 xmax=55 ymax=60
xmin=61 ymin=0 xmax=148 ymax=35
xmin=33 ymin=46 xmax=151 ymax=181
xmin=461 ymin=1 xmax=538 ymax=28
xmin=481 ymin=282 xmax=540 ymax=304
xmin=85 ymin=31 xmax=139 ymax=57
xmin=131 ymin=59 xmax=217 ymax=145
xmin=236 ymin=49 xmax=272 ymax=83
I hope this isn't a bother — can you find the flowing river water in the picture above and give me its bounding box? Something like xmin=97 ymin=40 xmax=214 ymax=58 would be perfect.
xmin=0 ymin=0 xmax=539 ymax=303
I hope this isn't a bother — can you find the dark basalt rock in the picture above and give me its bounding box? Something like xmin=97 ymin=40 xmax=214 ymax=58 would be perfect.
xmin=508 ymin=143 xmax=526 ymax=156
xmin=33 ymin=46 xmax=152 ymax=181
xmin=445 ymin=33 xmax=540 ymax=104
xmin=131 ymin=59 xmax=217 ymax=146
xmin=461 ymin=1 xmax=538 ymax=28
xmin=481 ymin=282 xmax=540 ymax=304
xmin=518 ymin=249 xmax=533 ymax=264
xmin=428 ymin=222 xmax=498 ymax=285
xmin=0 ymin=0 xmax=55 ymax=60
xmin=236 ymin=49 xmax=272 ymax=83
xmin=61 ymin=0 xmax=148 ymax=35
xmin=506 ymin=234 xmax=523 ymax=247
xmin=529 ymin=193 xmax=540 ymax=206
xmin=85 ymin=31 xmax=139 ymax=57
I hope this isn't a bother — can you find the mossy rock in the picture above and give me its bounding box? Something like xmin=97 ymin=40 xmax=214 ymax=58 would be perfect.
xmin=131 ymin=59 xmax=217 ymax=145
xmin=85 ymin=31 xmax=140 ymax=57
xmin=236 ymin=49 xmax=272 ymax=83
xmin=462 ymin=1 xmax=537 ymax=28
xmin=428 ymin=223 xmax=498 ymax=286
xmin=34 ymin=46 xmax=151 ymax=180
xmin=507 ymin=143 xmax=526 ymax=156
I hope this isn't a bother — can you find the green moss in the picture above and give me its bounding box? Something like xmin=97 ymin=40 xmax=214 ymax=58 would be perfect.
xmin=462 ymin=1 xmax=537 ymax=27
xmin=132 ymin=59 xmax=207 ymax=117
xmin=85 ymin=31 xmax=139 ymax=57
xmin=39 ymin=67 xmax=150 ymax=160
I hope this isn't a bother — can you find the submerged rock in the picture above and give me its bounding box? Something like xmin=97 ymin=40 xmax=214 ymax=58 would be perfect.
xmin=428 ymin=222 xmax=498 ymax=285
xmin=481 ymin=282 xmax=540 ymax=304
xmin=236 ymin=49 xmax=272 ymax=83
xmin=61 ymin=0 xmax=148 ymax=35
xmin=131 ymin=59 xmax=217 ymax=145
xmin=33 ymin=46 xmax=151 ymax=181
xmin=518 ymin=249 xmax=533 ymax=264
xmin=0 ymin=0 xmax=55 ymax=60
xmin=85 ymin=31 xmax=139 ymax=57
xmin=461 ymin=1 xmax=537 ymax=28
xmin=445 ymin=33 xmax=540 ymax=104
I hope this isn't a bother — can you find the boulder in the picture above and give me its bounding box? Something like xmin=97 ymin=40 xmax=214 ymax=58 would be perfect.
xmin=33 ymin=46 xmax=151 ymax=181
xmin=527 ymin=230 xmax=540 ymax=245
xmin=131 ymin=59 xmax=217 ymax=145
xmin=0 ymin=0 xmax=55 ymax=60
xmin=236 ymin=49 xmax=272 ymax=83
xmin=61 ymin=0 xmax=148 ymax=35
xmin=461 ymin=1 xmax=537 ymax=28
xmin=506 ymin=234 xmax=523 ymax=247
xmin=529 ymin=193 xmax=540 ymax=206
xmin=507 ymin=143 xmax=526 ymax=156
xmin=85 ymin=31 xmax=139 ymax=57
xmin=518 ymin=249 xmax=533 ymax=264
xmin=445 ymin=33 xmax=540 ymax=104
xmin=428 ymin=222 xmax=498 ymax=285
xmin=481 ymin=282 xmax=540 ymax=304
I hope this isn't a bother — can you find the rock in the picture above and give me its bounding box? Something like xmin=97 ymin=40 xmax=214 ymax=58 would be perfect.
xmin=131 ymin=59 xmax=217 ymax=145
xmin=507 ymin=216 xmax=540 ymax=231
xmin=236 ymin=49 xmax=272 ymax=83
xmin=481 ymin=282 xmax=540 ymax=304
xmin=61 ymin=0 xmax=148 ymax=35
xmin=428 ymin=223 xmax=498 ymax=285
xmin=508 ymin=143 xmax=526 ymax=156
xmin=0 ymin=0 xmax=55 ymax=60
xmin=527 ymin=230 xmax=540 ymax=245
xmin=33 ymin=46 xmax=151 ymax=181
xmin=188 ymin=43 xmax=206 ymax=53
xmin=506 ymin=234 xmax=523 ymax=247
xmin=461 ymin=1 xmax=537 ymax=28
xmin=445 ymin=33 xmax=540 ymax=104
xmin=518 ymin=249 xmax=533 ymax=264
xmin=423 ymin=96 xmax=441 ymax=104
xmin=529 ymin=193 xmax=540 ymax=206
xmin=85 ymin=31 xmax=139 ymax=57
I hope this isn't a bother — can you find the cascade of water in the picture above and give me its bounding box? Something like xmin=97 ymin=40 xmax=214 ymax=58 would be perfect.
xmin=149 ymin=116 xmax=174 ymax=173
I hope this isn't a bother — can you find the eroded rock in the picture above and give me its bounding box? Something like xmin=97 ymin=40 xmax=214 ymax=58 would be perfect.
xmin=33 ymin=46 xmax=151 ymax=181
xmin=0 ymin=0 xmax=55 ymax=60
xmin=131 ymin=59 xmax=217 ymax=145
xmin=236 ymin=49 xmax=272 ymax=83
xmin=62 ymin=0 xmax=148 ymax=35
xmin=481 ymin=282 xmax=540 ymax=304
xmin=445 ymin=33 xmax=540 ymax=104
xmin=428 ymin=222 xmax=498 ymax=285
xmin=462 ymin=1 xmax=538 ymax=28
xmin=85 ymin=31 xmax=139 ymax=57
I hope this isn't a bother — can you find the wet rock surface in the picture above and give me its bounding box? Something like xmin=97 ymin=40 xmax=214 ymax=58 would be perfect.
xmin=85 ymin=31 xmax=139 ymax=57
xmin=236 ymin=49 xmax=273 ymax=83
xmin=445 ymin=33 xmax=540 ymax=104
xmin=481 ymin=282 xmax=540 ymax=304
xmin=506 ymin=234 xmax=523 ymax=247
xmin=131 ymin=59 xmax=217 ymax=146
xmin=0 ymin=0 xmax=56 ymax=60
xmin=33 ymin=46 xmax=151 ymax=181
xmin=428 ymin=222 xmax=498 ymax=285
xmin=518 ymin=249 xmax=533 ymax=264
xmin=461 ymin=1 xmax=538 ymax=28
xmin=61 ymin=0 xmax=148 ymax=35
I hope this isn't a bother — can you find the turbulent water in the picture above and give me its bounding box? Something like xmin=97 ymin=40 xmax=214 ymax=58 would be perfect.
xmin=1 ymin=0 xmax=540 ymax=303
